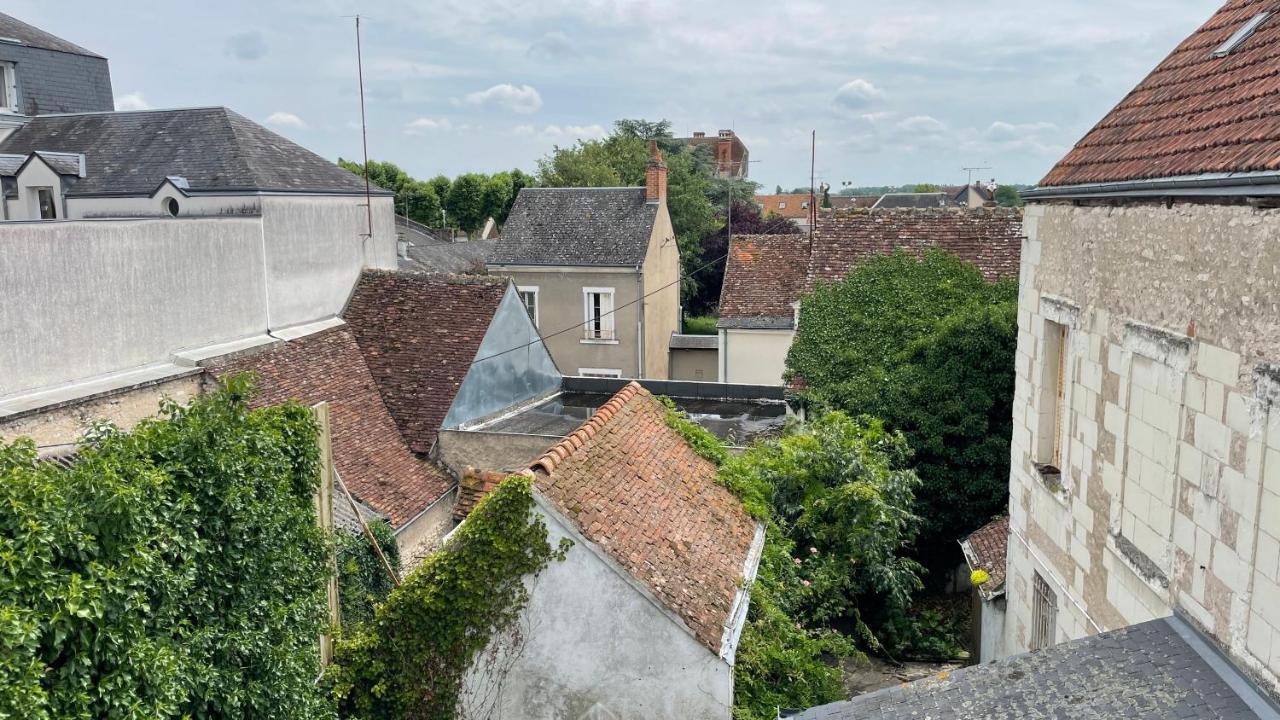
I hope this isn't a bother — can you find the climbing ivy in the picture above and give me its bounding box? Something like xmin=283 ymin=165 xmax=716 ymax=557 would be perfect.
xmin=328 ymin=474 xmax=569 ymax=720
xmin=336 ymin=521 xmax=401 ymax=629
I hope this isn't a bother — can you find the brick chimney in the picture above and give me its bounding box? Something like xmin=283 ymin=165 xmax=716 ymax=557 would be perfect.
xmin=645 ymin=140 xmax=667 ymax=203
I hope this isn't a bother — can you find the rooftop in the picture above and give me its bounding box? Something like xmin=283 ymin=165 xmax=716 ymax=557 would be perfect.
xmin=0 ymin=108 xmax=387 ymax=197
xmin=718 ymin=234 xmax=810 ymax=330
xmin=1039 ymin=0 xmax=1280 ymax=190
xmin=960 ymin=516 xmax=1009 ymax=600
xmin=488 ymin=187 xmax=658 ymax=267
xmin=0 ymin=12 xmax=103 ymax=58
xmin=756 ymin=193 xmax=815 ymax=220
xmin=873 ymin=192 xmax=952 ymax=209
xmin=787 ymin=616 xmax=1279 ymax=719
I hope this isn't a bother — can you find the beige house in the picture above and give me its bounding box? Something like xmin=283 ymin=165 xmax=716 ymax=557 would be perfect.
xmin=487 ymin=143 xmax=679 ymax=379
xmin=1002 ymin=0 xmax=1280 ymax=695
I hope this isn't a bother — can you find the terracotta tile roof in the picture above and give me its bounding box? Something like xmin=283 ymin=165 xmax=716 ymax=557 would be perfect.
xmin=1041 ymin=0 xmax=1280 ymax=187
xmin=755 ymin=193 xmax=815 ymax=220
xmin=531 ymin=382 xmax=758 ymax=653
xmin=717 ymin=234 xmax=811 ymax=329
xmin=961 ymin=516 xmax=1010 ymax=599
xmin=343 ymin=270 xmax=509 ymax=454
xmin=206 ymin=327 xmax=453 ymax=528
xmin=809 ymin=208 xmax=1024 ymax=285
xmin=454 ymin=467 xmax=506 ymax=522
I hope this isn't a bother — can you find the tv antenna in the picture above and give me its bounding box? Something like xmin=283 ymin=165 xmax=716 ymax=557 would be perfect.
xmin=962 ymin=165 xmax=992 ymax=185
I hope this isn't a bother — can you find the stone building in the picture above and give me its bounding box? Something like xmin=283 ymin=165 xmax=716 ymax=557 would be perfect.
xmin=1004 ymin=0 xmax=1280 ymax=695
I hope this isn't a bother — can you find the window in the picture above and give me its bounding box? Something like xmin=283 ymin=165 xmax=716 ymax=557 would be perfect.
xmin=1031 ymin=573 xmax=1058 ymax=650
xmin=164 ymin=197 xmax=180 ymax=217
xmin=778 ymin=202 xmax=787 ymax=209
xmin=36 ymin=188 xmax=56 ymax=220
xmin=1213 ymin=11 xmax=1271 ymax=57
xmin=517 ymin=286 xmax=539 ymax=328
xmin=1037 ymin=320 xmax=1068 ymax=470
xmin=0 ymin=62 xmax=15 ymax=112
xmin=582 ymin=287 xmax=615 ymax=341
xmin=578 ymin=368 xmax=622 ymax=378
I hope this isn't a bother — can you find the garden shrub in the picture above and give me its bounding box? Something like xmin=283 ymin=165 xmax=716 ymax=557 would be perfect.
xmin=0 ymin=376 xmax=332 ymax=719
xmin=336 ymin=520 xmax=401 ymax=629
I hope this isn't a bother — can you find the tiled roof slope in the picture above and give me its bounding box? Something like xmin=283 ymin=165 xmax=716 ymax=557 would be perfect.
xmin=206 ymin=328 xmax=453 ymax=528
xmin=344 ymin=271 xmax=509 ymax=454
xmin=810 ymin=208 xmax=1024 ymax=285
xmin=718 ymin=234 xmax=811 ymax=330
xmin=488 ymin=187 xmax=658 ymax=267
xmin=0 ymin=108 xmax=385 ymax=196
xmin=1041 ymin=0 xmax=1280 ymax=187
xmin=960 ymin=516 xmax=1009 ymax=599
xmin=756 ymin=194 xmax=814 ymax=220
xmin=454 ymin=468 xmax=507 ymax=522
xmin=0 ymin=12 xmax=103 ymax=58
xmin=530 ymin=382 xmax=758 ymax=653
xmin=873 ymin=192 xmax=951 ymax=209
xmin=789 ymin=617 xmax=1267 ymax=719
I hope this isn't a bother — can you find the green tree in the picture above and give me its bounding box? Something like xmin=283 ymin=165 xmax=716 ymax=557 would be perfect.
xmin=821 ymin=184 xmax=832 ymax=209
xmin=428 ymin=175 xmax=452 ymax=208
xmin=912 ymin=183 xmax=941 ymax=193
xmin=336 ymin=521 xmax=401 ymax=629
xmin=994 ymin=185 xmax=1024 ymax=207
xmin=444 ymin=173 xmax=488 ymax=236
xmin=482 ymin=172 xmax=514 ymax=227
xmin=401 ymin=180 xmax=442 ymax=227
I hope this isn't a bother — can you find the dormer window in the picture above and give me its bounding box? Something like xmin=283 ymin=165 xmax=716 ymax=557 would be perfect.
xmin=0 ymin=62 xmax=16 ymax=112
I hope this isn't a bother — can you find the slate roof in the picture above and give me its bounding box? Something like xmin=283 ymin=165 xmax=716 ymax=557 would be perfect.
xmin=1041 ymin=0 xmax=1280 ymax=188
xmin=0 ymin=12 xmax=103 ymax=58
xmin=529 ymin=382 xmax=760 ymax=654
xmin=873 ymin=192 xmax=952 ymax=209
xmin=718 ymin=234 xmax=810 ymax=330
xmin=343 ymin=271 xmax=510 ymax=454
xmin=960 ymin=516 xmax=1009 ymax=600
xmin=0 ymin=108 xmax=386 ymax=197
xmin=788 ymin=616 xmax=1276 ymax=719
xmin=669 ymin=333 xmax=719 ymax=350
xmin=205 ymin=327 xmax=453 ymax=528
xmin=828 ymin=195 xmax=879 ymax=210
xmin=809 ymin=208 xmax=1024 ymax=284
xmin=488 ymin=187 xmax=658 ymax=267
xmin=401 ymin=238 xmax=496 ymax=274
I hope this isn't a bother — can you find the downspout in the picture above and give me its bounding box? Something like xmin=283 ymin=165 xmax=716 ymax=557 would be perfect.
xmin=636 ymin=265 xmax=645 ymax=379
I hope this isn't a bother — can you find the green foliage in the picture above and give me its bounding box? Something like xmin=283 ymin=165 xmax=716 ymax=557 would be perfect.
xmin=336 ymin=521 xmax=401 ymax=629
xmin=911 ymin=183 xmax=941 ymax=193
xmin=994 ymin=185 xmax=1024 ymax=207
xmin=0 ymin=377 xmax=331 ymax=719
xmin=683 ymin=315 xmax=719 ymax=335
xmin=444 ymin=173 xmax=488 ymax=235
xmin=329 ymin=475 xmax=569 ymax=720
xmin=873 ymin=594 xmax=969 ymax=661
xmin=787 ymin=251 xmax=1018 ymax=558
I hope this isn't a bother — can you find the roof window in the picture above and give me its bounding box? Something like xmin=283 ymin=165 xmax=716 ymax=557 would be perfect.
xmin=1212 ymin=11 xmax=1272 ymax=57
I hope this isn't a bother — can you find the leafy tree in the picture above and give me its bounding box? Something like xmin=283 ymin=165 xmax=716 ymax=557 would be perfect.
xmin=821 ymin=184 xmax=832 ymax=209
xmin=481 ymin=172 xmax=514 ymax=227
xmin=994 ymin=185 xmax=1024 ymax=207
xmin=787 ymin=251 xmax=1018 ymax=564
xmin=400 ymin=180 xmax=442 ymax=227
xmin=444 ymin=173 xmax=488 ymax=236
xmin=336 ymin=521 xmax=401 ymax=629
xmin=774 ymin=184 xmax=783 ymax=194
xmin=912 ymin=183 xmax=941 ymax=193
xmin=508 ymin=168 xmax=535 ymax=209
xmin=428 ymin=175 xmax=452 ymax=207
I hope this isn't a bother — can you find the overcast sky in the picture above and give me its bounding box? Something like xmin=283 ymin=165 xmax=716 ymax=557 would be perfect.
xmin=13 ymin=1 xmax=1222 ymax=189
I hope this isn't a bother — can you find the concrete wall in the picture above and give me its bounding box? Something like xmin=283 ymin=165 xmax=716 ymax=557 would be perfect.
xmin=0 ymin=43 xmax=113 ymax=115
xmin=461 ymin=499 xmax=733 ymax=720
xmin=493 ymin=267 xmax=643 ymax=378
xmin=69 ymin=189 xmax=261 ymax=219
xmin=1005 ymin=201 xmax=1280 ymax=694
xmin=0 ymin=372 xmax=201 ymax=445
xmin=442 ymin=285 xmax=561 ymax=430
xmin=670 ymin=348 xmax=719 ymax=382
xmin=436 ymin=429 xmax=558 ymax=475
xmin=641 ymin=203 xmax=679 ymax=379
xmin=721 ymin=328 xmax=794 ymax=386
xmin=395 ymin=486 xmax=458 ymax=571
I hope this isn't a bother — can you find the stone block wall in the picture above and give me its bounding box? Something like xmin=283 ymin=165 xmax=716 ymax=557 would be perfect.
xmin=1005 ymin=201 xmax=1280 ymax=694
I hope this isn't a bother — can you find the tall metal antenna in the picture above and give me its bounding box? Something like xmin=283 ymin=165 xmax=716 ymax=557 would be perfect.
xmin=809 ymin=130 xmax=816 ymax=241
xmin=962 ymin=165 xmax=992 ymax=185
xmin=354 ymin=15 xmax=373 ymax=241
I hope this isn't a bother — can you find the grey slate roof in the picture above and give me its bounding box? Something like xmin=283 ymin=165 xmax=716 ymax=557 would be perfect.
xmin=0 ymin=107 xmax=388 ymax=197
xmin=488 ymin=187 xmax=658 ymax=267
xmin=788 ymin=616 xmax=1277 ymax=720
xmin=718 ymin=315 xmax=795 ymax=330
xmin=402 ymin=236 xmax=496 ymax=274
xmin=0 ymin=13 xmax=103 ymax=58
xmin=670 ymin=333 xmax=719 ymax=350
xmin=873 ymin=192 xmax=952 ymax=209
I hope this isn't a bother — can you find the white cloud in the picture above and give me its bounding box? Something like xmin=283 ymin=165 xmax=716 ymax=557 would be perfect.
xmin=833 ymin=79 xmax=885 ymax=110
xmin=984 ymin=121 xmax=1058 ymax=143
xmin=460 ymin=83 xmax=543 ymax=114
xmin=114 ymin=92 xmax=150 ymax=111
xmin=264 ymin=112 xmax=307 ymax=130
xmin=404 ymin=117 xmax=452 ymax=135
xmin=896 ymin=115 xmax=948 ymax=135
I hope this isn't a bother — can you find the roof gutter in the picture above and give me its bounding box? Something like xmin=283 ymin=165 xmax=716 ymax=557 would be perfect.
xmin=1023 ymin=170 xmax=1280 ymax=201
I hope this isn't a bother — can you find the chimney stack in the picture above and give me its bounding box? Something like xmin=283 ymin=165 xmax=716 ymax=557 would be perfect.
xmin=692 ymin=131 xmax=706 ymax=138
xmin=645 ymin=140 xmax=667 ymax=203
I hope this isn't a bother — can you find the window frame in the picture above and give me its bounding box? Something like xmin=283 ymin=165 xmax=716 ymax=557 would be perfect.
xmin=1031 ymin=572 xmax=1058 ymax=651
xmin=0 ymin=62 xmax=15 ymax=112
xmin=1037 ymin=319 xmax=1069 ymax=470
xmin=35 ymin=187 xmax=56 ymax=220
xmin=516 ymin=285 xmax=540 ymax=329
xmin=582 ymin=286 xmax=616 ymax=342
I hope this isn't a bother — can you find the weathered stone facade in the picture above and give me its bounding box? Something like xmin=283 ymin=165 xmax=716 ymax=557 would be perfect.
xmin=1006 ymin=200 xmax=1280 ymax=694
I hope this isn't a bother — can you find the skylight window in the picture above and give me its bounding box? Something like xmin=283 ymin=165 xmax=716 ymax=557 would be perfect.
xmin=1212 ymin=11 xmax=1272 ymax=57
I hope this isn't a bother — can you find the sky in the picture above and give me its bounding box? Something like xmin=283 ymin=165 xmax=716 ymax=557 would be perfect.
xmin=11 ymin=1 xmax=1224 ymax=190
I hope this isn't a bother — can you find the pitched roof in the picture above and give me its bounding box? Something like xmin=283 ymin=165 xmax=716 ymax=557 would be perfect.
xmin=1041 ymin=0 xmax=1280 ymax=188
xmin=205 ymin=327 xmax=453 ymax=528
xmin=488 ymin=187 xmax=658 ymax=267
xmin=788 ymin=617 xmax=1273 ymax=719
xmin=828 ymin=195 xmax=879 ymax=210
xmin=529 ymin=382 xmax=759 ymax=653
xmin=0 ymin=108 xmax=385 ymax=197
xmin=0 ymin=13 xmax=103 ymax=58
xmin=960 ymin=516 xmax=1009 ymax=600
xmin=873 ymin=192 xmax=952 ymax=209
xmin=402 ymin=237 xmax=496 ymax=274
xmin=810 ymin=208 xmax=1023 ymax=284
xmin=343 ymin=271 xmax=510 ymax=454
xmin=755 ymin=193 xmax=815 ymax=220
xmin=718 ymin=234 xmax=811 ymax=330
xmin=669 ymin=333 xmax=718 ymax=350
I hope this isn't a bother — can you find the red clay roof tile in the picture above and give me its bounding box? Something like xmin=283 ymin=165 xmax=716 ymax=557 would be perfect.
xmin=962 ymin=516 xmax=1010 ymax=596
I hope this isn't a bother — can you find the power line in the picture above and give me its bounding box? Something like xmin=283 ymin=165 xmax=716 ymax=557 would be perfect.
xmin=471 ymin=251 xmax=730 ymax=368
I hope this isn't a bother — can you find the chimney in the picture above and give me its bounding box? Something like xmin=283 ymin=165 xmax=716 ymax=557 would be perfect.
xmin=692 ymin=131 xmax=706 ymax=138
xmin=645 ymin=140 xmax=667 ymax=203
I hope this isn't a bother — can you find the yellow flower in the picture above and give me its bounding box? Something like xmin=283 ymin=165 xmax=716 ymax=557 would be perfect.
xmin=970 ymin=569 xmax=991 ymax=586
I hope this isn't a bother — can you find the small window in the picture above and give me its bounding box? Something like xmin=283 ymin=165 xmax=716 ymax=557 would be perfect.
xmin=1213 ymin=11 xmax=1272 ymax=57
xmin=36 ymin=188 xmax=56 ymax=219
xmin=164 ymin=197 xmax=180 ymax=217
xmin=517 ymin=286 xmax=539 ymax=328
xmin=1031 ymin=572 xmax=1058 ymax=650
xmin=0 ymin=62 xmax=15 ymax=112
xmin=578 ymin=368 xmax=622 ymax=378
xmin=778 ymin=202 xmax=787 ymax=209
xmin=583 ymin=288 xmax=615 ymax=341
xmin=1037 ymin=320 xmax=1068 ymax=470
